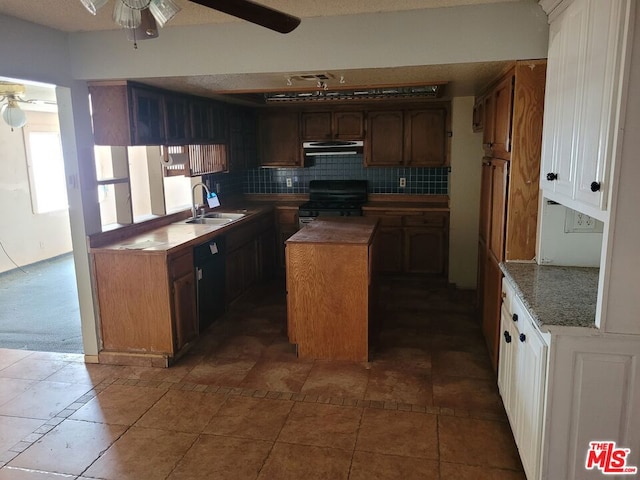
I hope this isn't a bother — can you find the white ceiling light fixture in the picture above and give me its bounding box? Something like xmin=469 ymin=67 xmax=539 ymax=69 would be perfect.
xmin=0 ymin=83 xmax=27 ymax=131
xmin=80 ymin=0 xmax=180 ymax=48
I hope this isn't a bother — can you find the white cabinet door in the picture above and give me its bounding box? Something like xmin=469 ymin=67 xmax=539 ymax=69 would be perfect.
xmin=540 ymin=0 xmax=631 ymax=219
xmin=498 ymin=305 xmax=520 ymax=434
xmin=515 ymin=311 xmax=548 ymax=480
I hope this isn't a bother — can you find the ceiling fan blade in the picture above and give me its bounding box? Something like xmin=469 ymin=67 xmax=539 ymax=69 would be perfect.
xmin=189 ymin=0 xmax=301 ymax=34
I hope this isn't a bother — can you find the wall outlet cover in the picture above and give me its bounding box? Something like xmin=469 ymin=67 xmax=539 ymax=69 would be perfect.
xmin=286 ymin=178 xmax=292 ymax=187
xmin=399 ymin=177 xmax=406 ymax=188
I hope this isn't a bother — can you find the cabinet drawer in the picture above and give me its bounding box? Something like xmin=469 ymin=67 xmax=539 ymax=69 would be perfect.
xmin=169 ymin=250 xmax=193 ymax=279
xmin=364 ymin=212 xmax=403 ymax=226
xmin=501 ymin=277 xmax=515 ymax=315
xmin=403 ymin=212 xmax=448 ymax=227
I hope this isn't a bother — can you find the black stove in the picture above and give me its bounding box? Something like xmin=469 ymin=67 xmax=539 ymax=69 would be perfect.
xmin=298 ymin=180 xmax=368 ymax=226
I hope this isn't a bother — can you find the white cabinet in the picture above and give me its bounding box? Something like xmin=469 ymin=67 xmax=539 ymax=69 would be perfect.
xmin=499 ymin=273 xmax=640 ymax=479
xmin=540 ymin=0 xmax=632 ymax=220
xmin=499 ymin=278 xmax=548 ymax=480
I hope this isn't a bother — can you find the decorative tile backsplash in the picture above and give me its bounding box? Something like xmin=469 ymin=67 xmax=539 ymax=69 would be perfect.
xmin=205 ymin=155 xmax=449 ymax=196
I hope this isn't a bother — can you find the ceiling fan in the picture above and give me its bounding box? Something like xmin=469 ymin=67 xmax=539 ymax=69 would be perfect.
xmin=80 ymin=0 xmax=301 ymax=45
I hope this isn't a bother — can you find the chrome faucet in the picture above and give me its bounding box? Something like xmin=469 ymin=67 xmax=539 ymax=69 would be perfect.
xmin=191 ymin=182 xmax=211 ymax=219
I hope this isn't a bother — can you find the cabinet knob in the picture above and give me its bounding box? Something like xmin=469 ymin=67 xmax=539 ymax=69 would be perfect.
xmin=512 ymin=313 xmax=518 ymax=322
xmin=519 ymin=333 xmax=526 ymax=343
xmin=590 ymin=181 xmax=601 ymax=192
xmin=504 ymin=331 xmax=512 ymax=343
xmin=546 ymin=172 xmax=558 ymax=181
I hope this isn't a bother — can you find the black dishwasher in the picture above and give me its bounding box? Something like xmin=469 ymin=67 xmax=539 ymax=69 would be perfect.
xmin=193 ymin=237 xmax=226 ymax=331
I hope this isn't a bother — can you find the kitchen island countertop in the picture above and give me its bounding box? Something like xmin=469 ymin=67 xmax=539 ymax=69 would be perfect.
xmin=500 ymin=262 xmax=600 ymax=330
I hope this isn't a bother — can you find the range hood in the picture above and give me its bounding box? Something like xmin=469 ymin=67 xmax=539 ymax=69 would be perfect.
xmin=303 ymin=140 xmax=364 ymax=156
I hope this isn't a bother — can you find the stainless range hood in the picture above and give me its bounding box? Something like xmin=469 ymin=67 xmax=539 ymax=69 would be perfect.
xmin=303 ymin=140 xmax=364 ymax=156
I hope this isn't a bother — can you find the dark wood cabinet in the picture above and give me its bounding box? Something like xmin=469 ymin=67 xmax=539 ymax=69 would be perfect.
xmin=259 ymin=110 xmax=302 ymax=167
xmin=482 ymin=92 xmax=495 ymax=152
xmin=365 ymin=110 xmax=404 ymax=166
xmin=404 ymin=108 xmax=449 ymax=167
xmin=479 ymin=159 xmax=492 ymax=244
xmin=275 ymin=207 xmax=298 ymax=271
xmin=364 ymin=209 xmax=449 ymax=276
xmin=228 ymin=107 xmax=257 ymax=172
xmin=130 ymin=85 xmax=165 ymax=145
xmin=164 ymin=94 xmax=190 ymax=145
xmin=300 ymin=111 xmax=364 ymax=141
xmin=190 ymin=100 xmax=227 ymax=144
xmin=489 ymin=159 xmax=509 ymax=262
xmin=89 ymin=81 xmax=229 ymax=146
xmin=482 ymin=252 xmax=503 ymax=369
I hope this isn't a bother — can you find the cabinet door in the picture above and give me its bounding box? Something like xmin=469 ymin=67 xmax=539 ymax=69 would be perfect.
xmin=172 ymin=272 xmax=197 ymax=351
xmin=491 ymin=75 xmax=514 ymax=160
xmin=479 ymin=159 xmax=492 ymax=244
xmin=365 ymin=111 xmax=404 ymax=166
xmin=573 ymin=0 xmax=629 ymax=210
xmin=489 ymin=159 xmax=509 ymax=262
xmin=498 ymin=305 xmax=520 ymax=430
xmin=405 ymin=227 xmax=447 ymax=275
xmin=404 ymin=108 xmax=448 ymax=167
xmin=258 ymin=229 xmax=276 ymax=281
xmin=333 ymin=112 xmax=364 ymax=140
xmin=164 ymin=95 xmax=190 ymax=145
xmin=542 ymin=2 xmax=587 ymax=200
xmin=301 ymin=112 xmax=332 ymax=140
xmin=373 ymin=227 xmax=404 ymax=273
xmin=514 ymin=307 xmax=548 ymax=480
xmin=482 ymin=253 xmax=503 ymax=370
xmin=259 ymin=111 xmax=302 ymax=166
xmin=130 ymin=86 xmax=165 ymax=145
xmin=225 ymin=249 xmax=244 ymax=304
xmin=482 ymin=92 xmax=495 ymax=152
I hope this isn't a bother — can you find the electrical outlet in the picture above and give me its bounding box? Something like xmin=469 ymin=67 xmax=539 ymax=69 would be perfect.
xmin=286 ymin=178 xmax=292 ymax=187
xmin=399 ymin=177 xmax=406 ymax=188
xmin=564 ymin=209 xmax=604 ymax=233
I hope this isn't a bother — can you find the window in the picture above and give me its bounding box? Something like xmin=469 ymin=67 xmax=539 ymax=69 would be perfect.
xmin=24 ymin=128 xmax=68 ymax=214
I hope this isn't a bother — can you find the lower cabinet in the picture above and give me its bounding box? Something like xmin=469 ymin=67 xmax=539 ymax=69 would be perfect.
xmin=275 ymin=207 xmax=299 ymax=271
xmin=92 ymin=248 xmax=197 ymax=365
xmin=364 ymin=208 xmax=449 ymax=276
xmin=170 ymin=251 xmax=198 ymax=352
xmin=225 ymin=211 xmax=275 ymax=304
xmin=498 ymin=281 xmax=548 ymax=480
xmin=499 ymin=275 xmax=640 ymax=480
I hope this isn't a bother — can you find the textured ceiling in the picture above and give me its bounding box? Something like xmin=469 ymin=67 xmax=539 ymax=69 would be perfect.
xmin=0 ymin=0 xmax=520 ymax=32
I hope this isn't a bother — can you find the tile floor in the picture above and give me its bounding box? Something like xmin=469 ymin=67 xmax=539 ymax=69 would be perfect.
xmin=0 ymin=276 xmax=525 ymax=479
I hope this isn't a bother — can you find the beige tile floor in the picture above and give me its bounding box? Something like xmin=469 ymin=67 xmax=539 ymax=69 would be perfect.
xmin=0 ymin=277 xmax=525 ymax=479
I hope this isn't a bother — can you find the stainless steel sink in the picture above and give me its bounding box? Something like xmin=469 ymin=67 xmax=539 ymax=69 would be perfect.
xmin=203 ymin=212 xmax=246 ymax=220
xmin=183 ymin=217 xmax=233 ymax=225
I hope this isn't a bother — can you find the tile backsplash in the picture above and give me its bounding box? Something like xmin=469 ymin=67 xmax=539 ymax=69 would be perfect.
xmin=244 ymin=155 xmax=449 ymax=195
xmin=205 ymin=155 xmax=449 ymax=196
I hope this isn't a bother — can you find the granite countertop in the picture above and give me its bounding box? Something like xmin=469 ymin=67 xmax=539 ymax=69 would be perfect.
xmin=500 ymin=262 xmax=600 ymax=329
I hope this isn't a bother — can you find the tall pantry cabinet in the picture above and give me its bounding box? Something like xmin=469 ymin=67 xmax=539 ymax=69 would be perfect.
xmin=476 ymin=60 xmax=547 ymax=369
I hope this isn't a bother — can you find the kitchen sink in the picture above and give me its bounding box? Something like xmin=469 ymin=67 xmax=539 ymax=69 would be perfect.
xmin=203 ymin=212 xmax=246 ymax=219
xmin=182 ymin=217 xmax=233 ymax=225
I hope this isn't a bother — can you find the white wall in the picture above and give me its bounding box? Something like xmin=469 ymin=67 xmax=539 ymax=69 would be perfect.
xmin=67 ymin=2 xmax=549 ymax=80
xmin=448 ymin=97 xmax=483 ymax=289
xmin=0 ymin=111 xmax=73 ymax=273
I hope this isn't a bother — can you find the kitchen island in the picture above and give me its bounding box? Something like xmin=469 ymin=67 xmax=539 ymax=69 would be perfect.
xmin=285 ymin=217 xmax=378 ymax=362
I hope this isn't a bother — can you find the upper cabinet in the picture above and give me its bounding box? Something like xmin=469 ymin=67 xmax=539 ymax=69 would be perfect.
xmin=89 ymin=81 xmax=228 ymax=146
xmin=365 ymin=103 xmax=450 ymax=167
xmin=481 ymin=76 xmax=514 ymax=160
xmin=300 ymin=111 xmax=364 ymax=140
xmin=365 ymin=110 xmax=405 ymax=166
xmin=540 ymin=0 xmax=632 ymax=220
xmin=258 ymin=110 xmax=302 ymax=167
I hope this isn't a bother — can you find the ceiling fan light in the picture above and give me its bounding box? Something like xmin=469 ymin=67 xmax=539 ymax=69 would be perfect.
xmin=149 ymin=0 xmax=181 ymax=27
xmin=121 ymin=0 xmax=152 ymax=9
xmin=79 ymin=0 xmax=109 ymax=15
xmin=113 ymin=0 xmax=142 ymax=29
xmin=1 ymin=99 xmax=27 ymax=129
